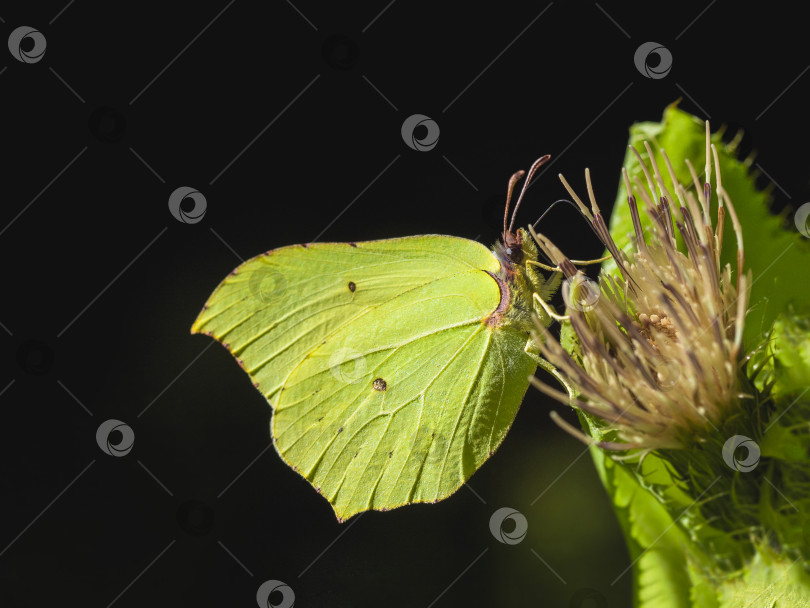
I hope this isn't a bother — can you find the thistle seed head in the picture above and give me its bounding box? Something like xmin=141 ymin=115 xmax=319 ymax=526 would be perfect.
xmin=531 ymin=123 xmax=751 ymax=452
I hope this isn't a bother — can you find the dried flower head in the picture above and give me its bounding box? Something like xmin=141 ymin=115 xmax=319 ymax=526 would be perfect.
xmin=530 ymin=123 xmax=751 ymax=453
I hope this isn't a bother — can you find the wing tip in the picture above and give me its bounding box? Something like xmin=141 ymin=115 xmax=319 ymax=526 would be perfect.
xmin=189 ymin=316 xmax=212 ymax=336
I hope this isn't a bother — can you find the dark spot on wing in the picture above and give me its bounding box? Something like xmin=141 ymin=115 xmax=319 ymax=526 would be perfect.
xmin=388 ymin=451 xmax=393 ymax=458
xmin=348 ymin=281 xmax=356 ymax=292
xmin=337 ymin=426 xmax=343 ymax=434
xmin=372 ymin=378 xmax=387 ymax=391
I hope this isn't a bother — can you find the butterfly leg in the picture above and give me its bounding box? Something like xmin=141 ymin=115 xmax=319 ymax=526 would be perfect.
xmin=533 ymin=292 xmax=569 ymax=323
xmin=522 ymin=339 xmax=577 ymax=399
xmin=528 ymin=260 xmax=562 ymax=273
xmin=569 ymin=254 xmax=612 ymax=266
xmin=527 ymin=254 xmax=611 ymax=273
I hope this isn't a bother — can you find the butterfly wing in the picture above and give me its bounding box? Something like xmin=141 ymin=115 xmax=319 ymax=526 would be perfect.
xmin=192 ymin=235 xmax=536 ymax=520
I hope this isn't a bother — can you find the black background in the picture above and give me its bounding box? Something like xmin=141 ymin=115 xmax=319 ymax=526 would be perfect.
xmin=2 ymin=2 xmax=809 ymax=607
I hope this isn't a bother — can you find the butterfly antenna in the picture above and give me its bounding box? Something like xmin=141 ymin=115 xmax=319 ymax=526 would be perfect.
xmin=509 ymin=155 xmax=551 ymax=232
xmin=533 ymin=199 xmax=577 ymax=229
xmin=533 ymin=198 xmax=602 ymax=241
xmin=503 ymin=169 xmax=526 ymax=237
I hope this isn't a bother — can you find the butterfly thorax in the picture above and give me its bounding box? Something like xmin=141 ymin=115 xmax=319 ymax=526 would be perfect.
xmin=490 ymin=228 xmax=560 ymax=333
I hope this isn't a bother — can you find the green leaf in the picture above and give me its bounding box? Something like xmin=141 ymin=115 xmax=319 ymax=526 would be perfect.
xmin=760 ymin=424 xmax=806 ymax=462
xmin=586 ymin=437 xmax=697 ymax=608
xmin=766 ymin=305 xmax=810 ymax=398
xmin=716 ymin=547 xmax=810 ymax=608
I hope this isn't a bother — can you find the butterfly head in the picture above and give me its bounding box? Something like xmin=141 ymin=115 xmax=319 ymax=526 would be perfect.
xmin=502 ymin=229 xmax=524 ymax=264
xmin=499 ymin=226 xmax=540 ymax=269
